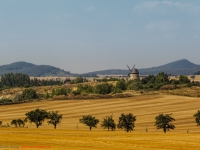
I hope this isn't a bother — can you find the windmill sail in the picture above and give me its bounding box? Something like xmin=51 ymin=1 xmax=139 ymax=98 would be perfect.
xmin=127 ymin=65 xmax=131 ymax=71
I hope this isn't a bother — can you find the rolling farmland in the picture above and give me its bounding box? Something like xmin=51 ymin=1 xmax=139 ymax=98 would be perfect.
xmin=0 ymin=94 xmax=200 ymax=149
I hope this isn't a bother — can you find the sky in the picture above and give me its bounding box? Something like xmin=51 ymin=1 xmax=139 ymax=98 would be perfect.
xmin=0 ymin=0 xmax=200 ymax=73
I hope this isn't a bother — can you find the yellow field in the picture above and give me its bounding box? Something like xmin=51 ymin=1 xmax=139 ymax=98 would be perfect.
xmin=0 ymin=94 xmax=200 ymax=149
xmin=1 ymin=128 xmax=200 ymax=150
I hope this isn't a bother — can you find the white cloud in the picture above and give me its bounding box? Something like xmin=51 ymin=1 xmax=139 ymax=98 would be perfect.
xmin=146 ymin=21 xmax=180 ymax=31
xmin=86 ymin=6 xmax=95 ymax=12
xmin=162 ymin=1 xmax=199 ymax=11
xmin=134 ymin=1 xmax=159 ymax=10
xmin=134 ymin=1 xmax=200 ymax=12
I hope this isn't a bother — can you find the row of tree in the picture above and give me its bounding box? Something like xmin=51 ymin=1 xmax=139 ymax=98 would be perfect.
xmin=80 ymin=113 xmax=175 ymax=133
xmin=9 ymin=109 xmax=62 ymax=129
xmin=1 ymin=72 xmax=199 ymax=93
xmin=2 ymin=109 xmax=200 ymax=133
xmin=0 ymin=73 xmax=64 ymax=89
xmin=1 ymin=74 xmax=199 ymax=104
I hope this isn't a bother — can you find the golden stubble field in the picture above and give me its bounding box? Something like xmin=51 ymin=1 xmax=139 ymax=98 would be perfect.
xmin=0 ymin=94 xmax=200 ymax=149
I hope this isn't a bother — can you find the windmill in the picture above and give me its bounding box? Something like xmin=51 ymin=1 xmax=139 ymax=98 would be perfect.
xmin=127 ymin=65 xmax=135 ymax=77
xmin=127 ymin=65 xmax=139 ymax=80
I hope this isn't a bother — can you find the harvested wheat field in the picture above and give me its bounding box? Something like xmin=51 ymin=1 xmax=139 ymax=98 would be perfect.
xmin=0 ymin=94 xmax=200 ymax=149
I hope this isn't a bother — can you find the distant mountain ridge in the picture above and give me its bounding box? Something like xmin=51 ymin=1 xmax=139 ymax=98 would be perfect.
xmin=1 ymin=59 xmax=199 ymax=77
xmin=86 ymin=59 xmax=200 ymax=76
xmin=0 ymin=61 xmax=70 ymax=76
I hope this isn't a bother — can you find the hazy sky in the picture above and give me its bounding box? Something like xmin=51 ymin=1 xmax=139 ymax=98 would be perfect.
xmin=0 ymin=0 xmax=200 ymax=73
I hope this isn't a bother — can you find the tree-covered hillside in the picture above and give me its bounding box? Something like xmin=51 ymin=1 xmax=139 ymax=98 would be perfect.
xmin=0 ymin=62 xmax=70 ymax=76
xmin=86 ymin=59 xmax=200 ymax=76
xmin=139 ymin=59 xmax=200 ymax=75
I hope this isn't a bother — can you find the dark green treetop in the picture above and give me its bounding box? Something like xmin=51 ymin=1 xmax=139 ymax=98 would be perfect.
xmin=25 ymin=108 xmax=48 ymax=128
xmin=155 ymin=113 xmax=175 ymax=133
xmin=101 ymin=115 xmax=116 ymax=131
xmin=79 ymin=115 xmax=99 ymax=131
xmin=47 ymin=111 xmax=62 ymax=129
xmin=117 ymin=113 xmax=136 ymax=132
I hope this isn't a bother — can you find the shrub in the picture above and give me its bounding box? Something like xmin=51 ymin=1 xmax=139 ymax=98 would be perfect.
xmin=52 ymin=88 xmax=70 ymax=96
xmin=94 ymin=83 xmax=113 ymax=95
xmin=116 ymin=79 xmax=126 ymax=90
xmin=45 ymin=92 xmax=50 ymax=99
xmin=155 ymin=72 xmax=169 ymax=83
xmin=13 ymin=94 xmax=24 ymax=102
xmin=187 ymin=81 xmax=200 ymax=87
xmin=70 ymin=76 xmax=83 ymax=84
xmin=0 ymin=98 xmax=13 ymax=104
xmin=112 ymin=88 xmax=122 ymax=94
xmin=77 ymin=84 xmax=94 ymax=93
xmin=179 ymin=75 xmax=190 ymax=84
xmin=153 ymin=83 xmax=164 ymax=90
xmin=96 ymin=78 xmax=119 ymax=82
xmin=22 ymin=88 xmax=38 ymax=100
xmin=159 ymin=84 xmax=177 ymax=90
xmin=127 ymin=81 xmax=143 ymax=90
xmin=170 ymin=79 xmax=179 ymax=85
xmin=71 ymin=90 xmax=81 ymax=96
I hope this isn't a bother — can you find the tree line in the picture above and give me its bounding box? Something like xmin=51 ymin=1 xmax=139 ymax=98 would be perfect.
xmin=1 ymin=109 xmax=200 ymax=133
xmin=8 ymin=109 xmax=62 ymax=129
xmin=69 ymin=72 xmax=200 ymax=93
xmin=1 ymin=72 xmax=199 ymax=104
xmin=1 ymin=72 xmax=199 ymax=93
xmin=0 ymin=73 xmax=64 ymax=89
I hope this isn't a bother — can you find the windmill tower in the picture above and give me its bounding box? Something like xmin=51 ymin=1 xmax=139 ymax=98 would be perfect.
xmin=127 ymin=65 xmax=139 ymax=80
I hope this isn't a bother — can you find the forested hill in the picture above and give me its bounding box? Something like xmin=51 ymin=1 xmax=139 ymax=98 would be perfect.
xmin=86 ymin=59 xmax=200 ymax=76
xmin=139 ymin=59 xmax=200 ymax=75
xmin=0 ymin=62 xmax=70 ymax=76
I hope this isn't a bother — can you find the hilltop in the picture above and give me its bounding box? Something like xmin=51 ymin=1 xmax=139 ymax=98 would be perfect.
xmin=1 ymin=59 xmax=200 ymax=77
xmin=0 ymin=61 xmax=70 ymax=77
xmin=86 ymin=59 xmax=200 ymax=75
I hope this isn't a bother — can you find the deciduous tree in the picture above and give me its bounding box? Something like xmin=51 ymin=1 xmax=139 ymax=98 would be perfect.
xmin=25 ymin=108 xmax=48 ymax=128
xmin=79 ymin=115 xmax=99 ymax=131
xmin=193 ymin=110 xmax=200 ymax=126
xmin=117 ymin=113 xmax=136 ymax=132
xmin=179 ymin=75 xmax=190 ymax=84
xmin=155 ymin=113 xmax=175 ymax=133
xmin=22 ymin=88 xmax=38 ymax=100
xmin=11 ymin=119 xmax=18 ymax=127
xmin=47 ymin=111 xmax=62 ymax=129
xmin=101 ymin=115 xmax=116 ymax=131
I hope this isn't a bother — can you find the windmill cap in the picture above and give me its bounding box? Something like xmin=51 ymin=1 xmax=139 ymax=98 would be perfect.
xmin=131 ymin=68 xmax=139 ymax=74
